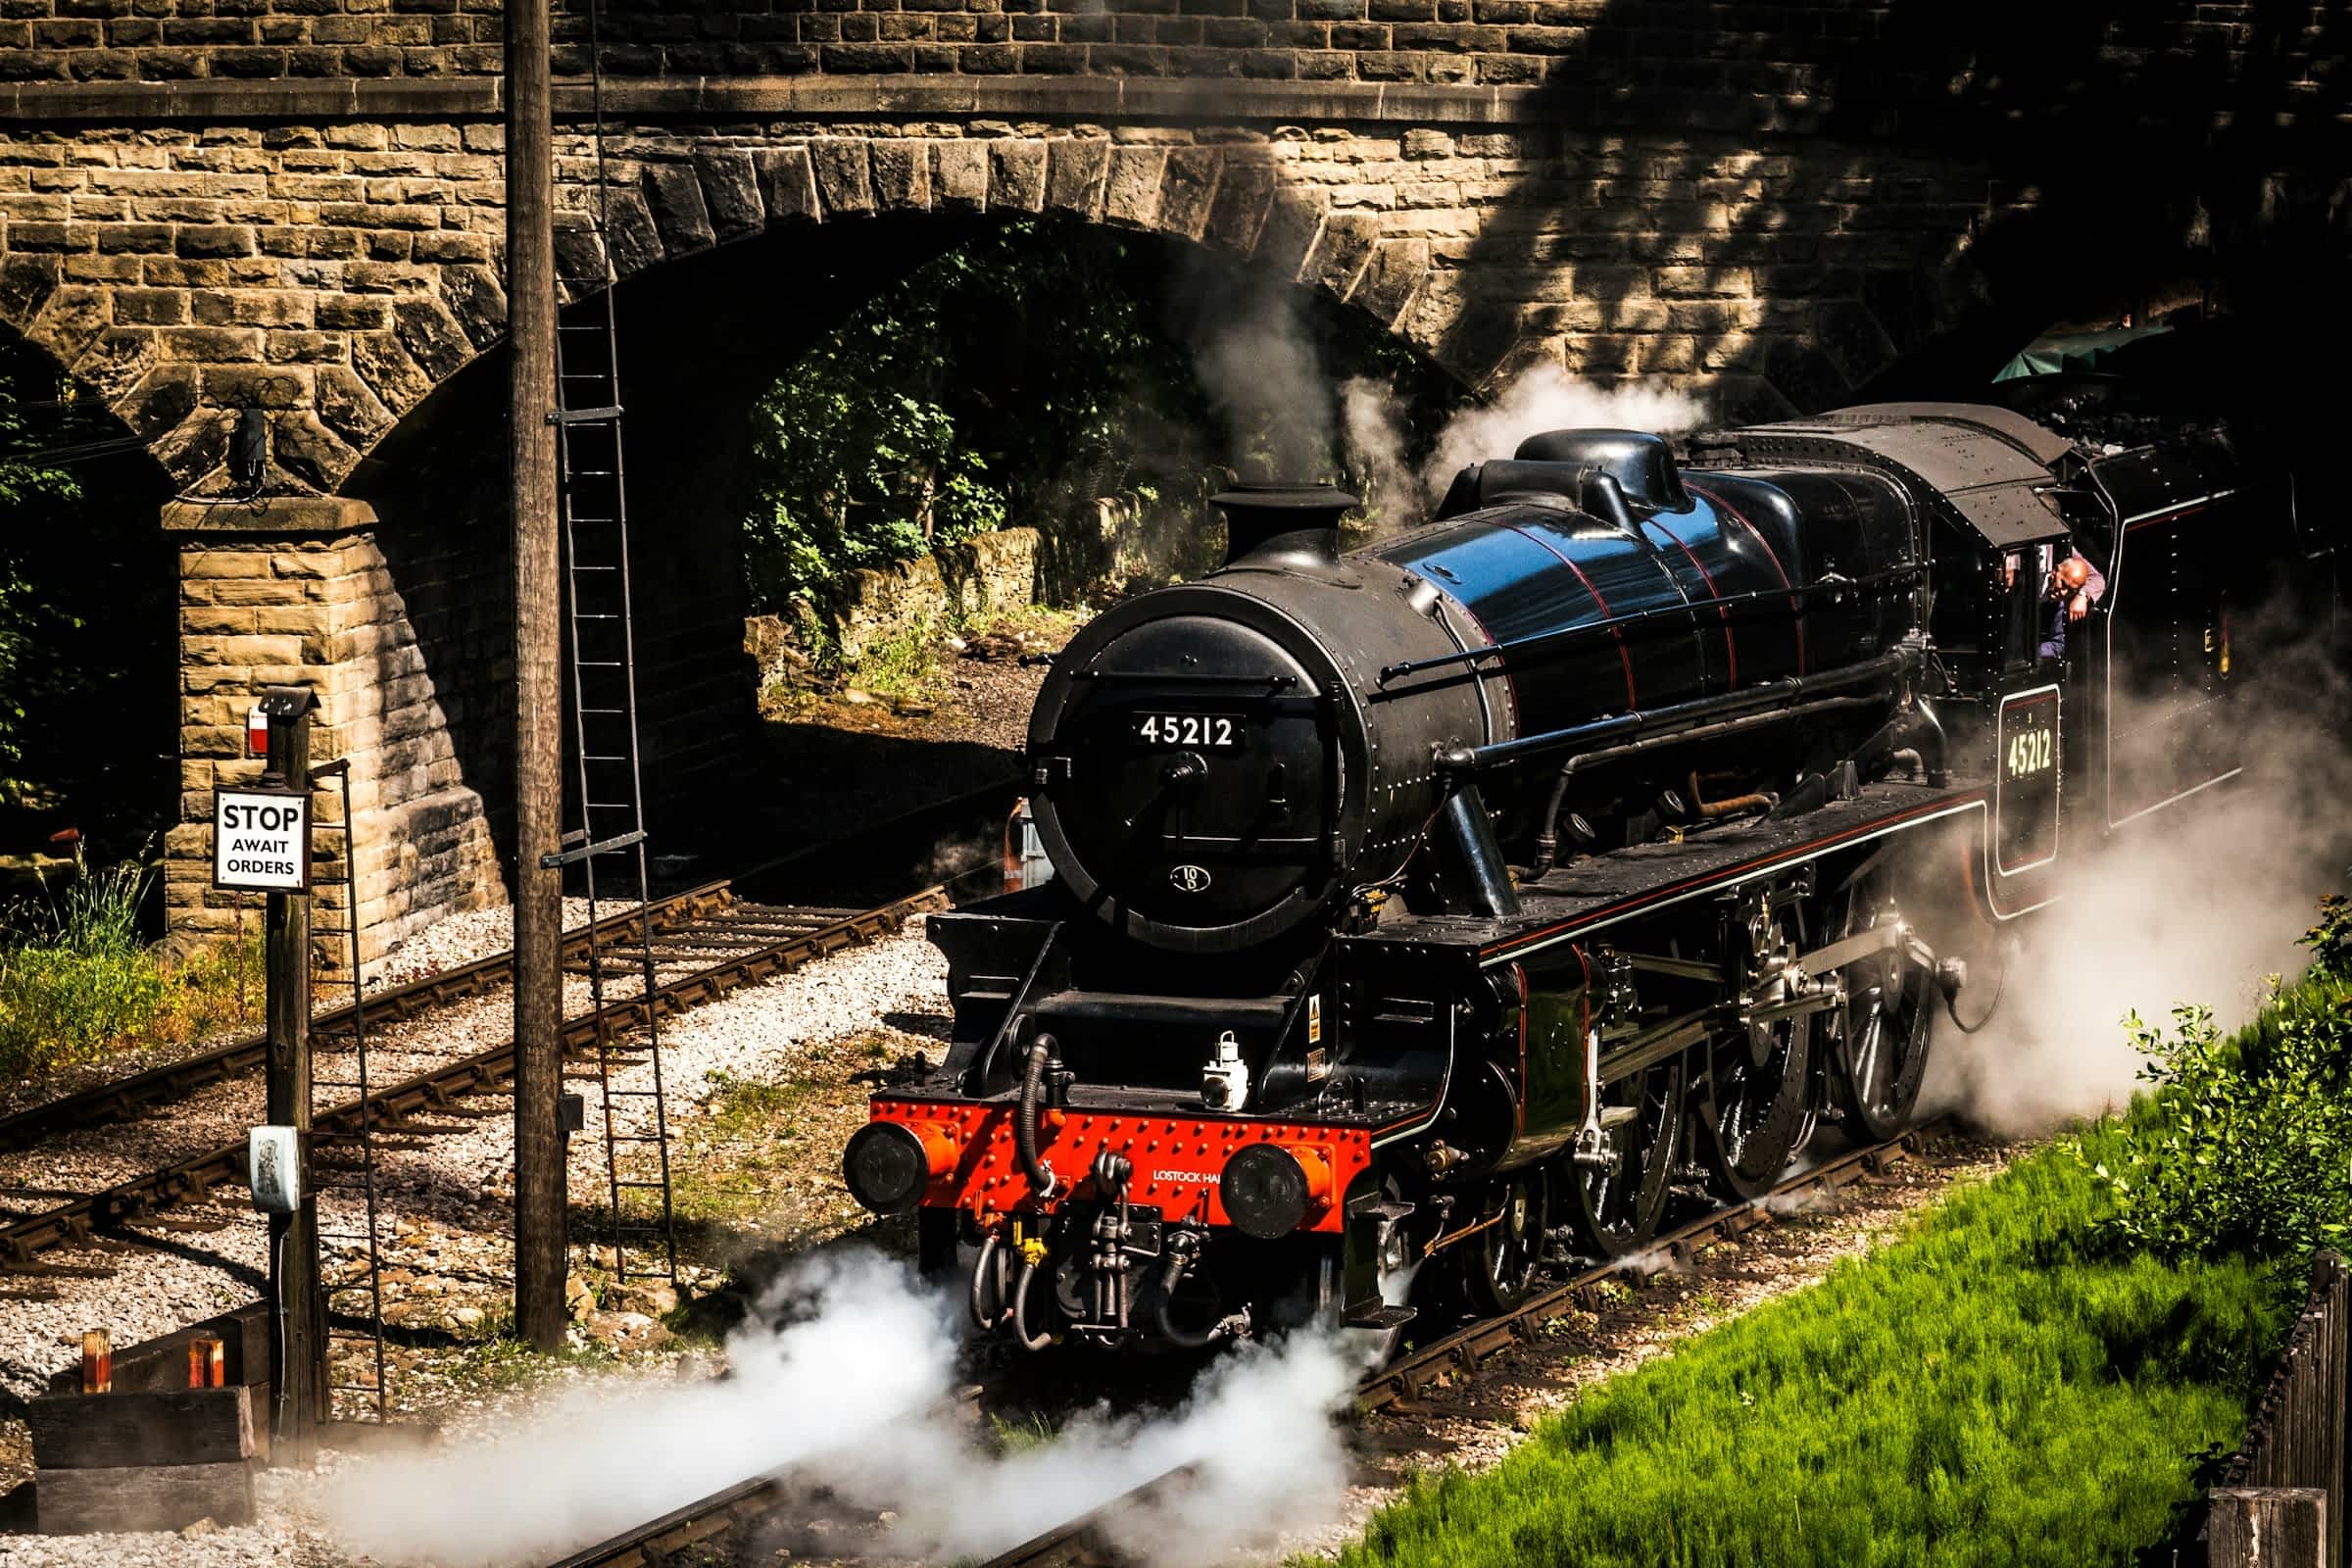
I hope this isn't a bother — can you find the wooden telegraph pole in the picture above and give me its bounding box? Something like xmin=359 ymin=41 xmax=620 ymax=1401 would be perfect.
xmin=507 ymin=0 xmax=566 ymax=1352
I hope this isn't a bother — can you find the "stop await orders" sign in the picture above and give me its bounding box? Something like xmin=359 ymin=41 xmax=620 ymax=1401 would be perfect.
xmin=213 ymin=786 xmax=311 ymax=892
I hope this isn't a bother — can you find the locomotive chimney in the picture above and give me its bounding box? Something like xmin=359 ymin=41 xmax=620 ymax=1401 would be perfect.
xmin=1213 ymin=483 xmax=1361 ymax=571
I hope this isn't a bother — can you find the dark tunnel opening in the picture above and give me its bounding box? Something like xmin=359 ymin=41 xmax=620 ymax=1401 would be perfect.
xmin=0 ymin=331 xmax=178 ymax=888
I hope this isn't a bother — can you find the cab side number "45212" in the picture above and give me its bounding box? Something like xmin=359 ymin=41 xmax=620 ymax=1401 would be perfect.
xmin=2007 ymin=726 xmax=2053 ymax=778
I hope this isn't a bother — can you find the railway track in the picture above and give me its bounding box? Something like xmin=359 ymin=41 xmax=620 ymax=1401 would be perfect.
xmin=0 ymin=776 xmax=1022 ymax=1158
xmin=0 ymin=884 xmax=736 ymax=1155
xmin=0 ymin=776 xmax=1023 ymax=1270
xmin=549 ymin=1118 xmax=1951 ymax=1568
xmin=0 ymin=887 xmax=952 ymax=1268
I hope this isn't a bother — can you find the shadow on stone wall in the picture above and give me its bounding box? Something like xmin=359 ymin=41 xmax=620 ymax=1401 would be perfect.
xmin=1427 ymin=0 xmax=2351 ymax=431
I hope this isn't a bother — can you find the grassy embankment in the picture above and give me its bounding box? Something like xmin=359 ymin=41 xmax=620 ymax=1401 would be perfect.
xmin=1342 ymin=906 xmax=2352 ymax=1568
xmin=0 ymin=847 xmax=259 ymax=1082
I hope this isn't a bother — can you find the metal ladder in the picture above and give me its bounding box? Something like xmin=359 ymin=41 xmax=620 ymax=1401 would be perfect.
xmin=549 ymin=98 xmax=680 ymax=1287
xmin=306 ymin=759 xmax=390 ymax=1422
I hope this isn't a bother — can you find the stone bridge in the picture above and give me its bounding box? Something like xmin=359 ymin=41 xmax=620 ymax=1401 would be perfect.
xmin=0 ymin=1 xmax=2343 ymax=958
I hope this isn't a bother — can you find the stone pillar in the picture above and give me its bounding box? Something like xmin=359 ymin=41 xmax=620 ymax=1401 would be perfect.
xmin=163 ymin=497 xmax=506 ymax=974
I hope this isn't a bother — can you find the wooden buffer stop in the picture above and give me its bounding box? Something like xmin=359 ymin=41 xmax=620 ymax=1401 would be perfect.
xmin=27 ymin=1304 xmax=270 ymax=1535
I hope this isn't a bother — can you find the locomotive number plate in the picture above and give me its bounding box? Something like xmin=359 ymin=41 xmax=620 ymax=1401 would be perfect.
xmin=1132 ymin=712 xmax=1246 ymax=750
xmin=1993 ymin=685 xmax=2061 ymax=876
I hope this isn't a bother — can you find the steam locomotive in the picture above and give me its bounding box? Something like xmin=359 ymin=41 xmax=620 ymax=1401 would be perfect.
xmin=842 ymin=393 xmax=2320 ymax=1355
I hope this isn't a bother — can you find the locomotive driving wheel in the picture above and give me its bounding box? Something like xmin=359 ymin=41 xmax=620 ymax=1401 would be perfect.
xmin=1831 ymin=875 xmax=1935 ymax=1142
xmin=1465 ymin=1169 xmax=1549 ymax=1314
xmin=1699 ymin=899 xmax=1816 ymax=1201
xmin=1562 ymin=1057 xmax=1685 ymax=1257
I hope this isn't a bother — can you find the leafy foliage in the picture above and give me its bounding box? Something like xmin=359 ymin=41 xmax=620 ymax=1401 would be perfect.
xmin=0 ymin=343 xmax=89 ymax=800
xmin=742 ymin=220 xmax=1453 ymax=611
xmin=2086 ymin=897 xmax=2352 ymax=1280
xmin=0 ymin=841 xmax=261 ymax=1080
xmin=0 ymin=336 xmax=176 ymax=856
xmin=744 ymin=221 xmax=1196 ymax=610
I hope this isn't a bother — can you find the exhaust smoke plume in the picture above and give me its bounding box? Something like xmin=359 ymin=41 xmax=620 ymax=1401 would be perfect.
xmin=316 ymin=1250 xmax=1356 ymax=1568
xmin=1183 ymin=259 xmax=1337 ymax=484
xmin=1921 ymin=614 xmax=2352 ymax=1135
xmin=1340 ymin=374 xmax=1415 ymax=514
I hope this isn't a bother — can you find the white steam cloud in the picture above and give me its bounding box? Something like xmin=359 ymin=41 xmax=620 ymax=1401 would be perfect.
xmin=1418 ymin=364 xmax=1705 ymax=502
xmin=1337 ymin=363 xmax=1710 ymax=525
xmin=316 ymin=1250 xmax=1355 ymax=1568
xmin=1921 ymin=614 xmax=2352 ymax=1135
xmin=801 ymin=1326 xmax=1357 ymax=1566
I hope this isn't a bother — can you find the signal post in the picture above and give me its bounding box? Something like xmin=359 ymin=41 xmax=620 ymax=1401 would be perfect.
xmin=217 ymin=686 xmax=324 ymax=1461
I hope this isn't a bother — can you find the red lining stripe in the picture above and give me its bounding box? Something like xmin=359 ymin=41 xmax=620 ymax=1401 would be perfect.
xmin=1513 ymin=960 xmax=1530 ymax=1119
xmin=1446 ymin=590 xmax=1520 ymax=739
xmin=1688 ymin=482 xmax=1805 ymax=676
xmin=1643 ymin=513 xmax=1737 ymax=691
xmin=1504 ymin=522 xmax=1639 ymax=710
xmin=2124 ymin=501 xmax=2210 ymax=534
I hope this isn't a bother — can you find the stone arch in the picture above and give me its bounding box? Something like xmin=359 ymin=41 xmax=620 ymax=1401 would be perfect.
xmin=159 ymin=161 xmax=1448 ymax=960
xmin=187 ymin=131 xmax=1437 ymax=502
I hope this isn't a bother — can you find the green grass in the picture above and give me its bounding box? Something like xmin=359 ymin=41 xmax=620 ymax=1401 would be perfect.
xmin=1341 ymin=910 xmax=2352 ymax=1568
xmin=0 ymin=847 xmax=261 ymax=1081
xmin=1342 ymin=1134 xmax=2278 ymax=1568
xmin=640 ymin=1042 xmax=920 ymax=1269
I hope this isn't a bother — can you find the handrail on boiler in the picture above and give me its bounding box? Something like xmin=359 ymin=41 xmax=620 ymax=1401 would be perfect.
xmin=1452 ymin=646 xmax=1920 ymax=774
xmin=1377 ymin=564 xmax=1924 ymax=687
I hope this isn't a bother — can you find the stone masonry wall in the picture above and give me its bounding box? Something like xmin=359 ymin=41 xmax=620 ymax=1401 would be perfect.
xmin=829 ymin=525 xmax=1042 ymax=661
xmin=169 ymin=511 xmax=502 ymax=968
xmin=0 ymin=0 xmax=2338 ymax=128
xmin=0 ymin=115 xmax=2030 ymax=499
xmin=9 ymin=0 xmax=2343 ymax=957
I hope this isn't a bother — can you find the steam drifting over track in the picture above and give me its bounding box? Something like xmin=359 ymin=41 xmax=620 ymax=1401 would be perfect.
xmin=547 ymin=1120 xmax=1950 ymax=1568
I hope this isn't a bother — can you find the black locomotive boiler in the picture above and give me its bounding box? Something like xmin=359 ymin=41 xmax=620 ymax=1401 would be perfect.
xmin=842 ymin=399 xmax=2309 ymax=1354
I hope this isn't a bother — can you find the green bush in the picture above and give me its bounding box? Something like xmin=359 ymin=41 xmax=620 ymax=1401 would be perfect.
xmin=0 ymin=845 xmax=261 ymax=1080
xmin=2086 ymin=896 xmax=2352 ymax=1287
xmin=741 ymin=220 xmax=1459 ymax=613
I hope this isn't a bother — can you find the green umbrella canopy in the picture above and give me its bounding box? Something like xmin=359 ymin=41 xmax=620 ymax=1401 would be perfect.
xmin=1993 ymin=323 xmax=2175 ymax=381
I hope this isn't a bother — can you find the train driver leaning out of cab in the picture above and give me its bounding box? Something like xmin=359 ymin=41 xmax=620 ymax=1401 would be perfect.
xmin=2037 ymin=551 xmax=2105 ymax=662
xmin=2003 ymin=546 xmax=2106 ymax=663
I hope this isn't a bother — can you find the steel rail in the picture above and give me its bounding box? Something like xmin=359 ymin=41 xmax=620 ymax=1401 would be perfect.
xmin=0 ymin=888 xmax=950 ymax=1265
xmin=547 ymin=1118 xmax=1951 ymax=1568
xmin=542 ymin=1475 xmax=787 ymax=1568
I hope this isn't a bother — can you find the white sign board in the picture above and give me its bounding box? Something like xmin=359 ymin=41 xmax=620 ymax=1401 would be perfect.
xmin=213 ymin=787 xmax=311 ymax=892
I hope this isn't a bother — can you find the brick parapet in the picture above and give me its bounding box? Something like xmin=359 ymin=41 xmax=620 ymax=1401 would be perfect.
xmin=0 ymin=3 xmax=2335 ymax=137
